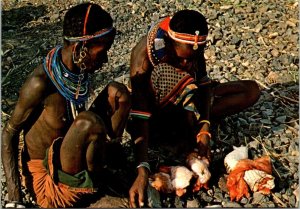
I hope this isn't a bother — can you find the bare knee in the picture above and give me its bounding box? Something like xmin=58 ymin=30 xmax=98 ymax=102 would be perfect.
xmin=107 ymin=81 xmax=131 ymax=112
xmin=243 ymin=80 xmax=260 ymax=105
xmin=74 ymin=111 xmax=106 ymax=134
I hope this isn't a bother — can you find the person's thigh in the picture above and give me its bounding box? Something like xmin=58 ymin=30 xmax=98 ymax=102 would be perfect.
xmin=211 ymin=80 xmax=260 ymax=117
xmin=60 ymin=111 xmax=107 ymax=175
xmin=213 ymin=80 xmax=259 ymax=96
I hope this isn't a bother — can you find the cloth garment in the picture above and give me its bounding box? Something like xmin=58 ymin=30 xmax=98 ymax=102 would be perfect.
xmin=22 ymin=138 xmax=96 ymax=208
xmin=150 ymin=63 xmax=201 ymax=120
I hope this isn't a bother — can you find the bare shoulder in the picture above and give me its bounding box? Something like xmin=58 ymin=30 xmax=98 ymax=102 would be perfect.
xmin=19 ymin=64 xmax=49 ymax=102
xmin=130 ymin=35 xmax=151 ymax=76
xmin=10 ymin=64 xmax=50 ymax=126
xmin=22 ymin=65 xmax=48 ymax=90
xmin=131 ymin=35 xmax=147 ymax=57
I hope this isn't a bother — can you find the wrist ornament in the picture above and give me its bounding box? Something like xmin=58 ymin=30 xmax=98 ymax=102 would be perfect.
xmin=137 ymin=162 xmax=151 ymax=172
xmin=5 ymin=122 xmax=18 ymax=135
xmin=199 ymin=120 xmax=210 ymax=127
xmin=196 ymin=131 xmax=211 ymax=143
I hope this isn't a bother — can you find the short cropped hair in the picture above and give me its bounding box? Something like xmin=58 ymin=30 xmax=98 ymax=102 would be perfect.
xmin=169 ymin=10 xmax=208 ymax=36
xmin=63 ymin=3 xmax=113 ymax=38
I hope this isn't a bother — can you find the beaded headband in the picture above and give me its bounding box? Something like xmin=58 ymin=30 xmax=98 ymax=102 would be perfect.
xmin=168 ymin=27 xmax=207 ymax=50
xmin=64 ymin=4 xmax=114 ymax=42
xmin=64 ymin=27 xmax=114 ymax=42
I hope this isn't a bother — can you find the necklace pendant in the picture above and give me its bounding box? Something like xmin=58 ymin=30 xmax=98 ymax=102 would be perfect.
xmin=63 ymin=72 xmax=69 ymax=77
xmin=75 ymin=85 xmax=80 ymax=99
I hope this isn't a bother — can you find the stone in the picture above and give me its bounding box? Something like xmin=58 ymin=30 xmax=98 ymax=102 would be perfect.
xmin=271 ymin=49 xmax=279 ymax=57
xmin=222 ymin=201 xmax=242 ymax=207
xmin=88 ymin=195 xmax=129 ymax=208
xmin=275 ymin=116 xmax=286 ymax=123
xmin=186 ymin=199 xmax=200 ymax=208
xmin=251 ymin=192 xmax=265 ymax=204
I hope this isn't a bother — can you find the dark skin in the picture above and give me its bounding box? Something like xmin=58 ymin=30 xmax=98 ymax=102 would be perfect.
xmin=129 ymin=34 xmax=260 ymax=207
xmin=1 ymin=30 xmax=131 ymax=205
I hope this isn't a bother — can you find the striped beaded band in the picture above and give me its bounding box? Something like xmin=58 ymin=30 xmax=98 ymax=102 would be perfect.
xmin=64 ymin=27 xmax=114 ymax=42
xmin=130 ymin=110 xmax=152 ymax=120
xmin=137 ymin=162 xmax=151 ymax=172
xmin=199 ymin=120 xmax=211 ymax=127
xmin=196 ymin=131 xmax=212 ymax=143
xmin=168 ymin=27 xmax=207 ymax=50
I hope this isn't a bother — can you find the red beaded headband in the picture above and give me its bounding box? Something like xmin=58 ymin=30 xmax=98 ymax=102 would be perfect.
xmin=168 ymin=27 xmax=207 ymax=50
xmin=64 ymin=5 xmax=114 ymax=42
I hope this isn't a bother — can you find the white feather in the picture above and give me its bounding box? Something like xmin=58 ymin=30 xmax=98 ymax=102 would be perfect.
xmin=243 ymin=169 xmax=275 ymax=192
xmin=189 ymin=158 xmax=211 ymax=184
xmin=170 ymin=166 xmax=193 ymax=189
xmin=224 ymin=146 xmax=248 ymax=173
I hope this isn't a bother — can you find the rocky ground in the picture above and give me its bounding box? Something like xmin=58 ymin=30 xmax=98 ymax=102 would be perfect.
xmin=1 ymin=0 xmax=299 ymax=208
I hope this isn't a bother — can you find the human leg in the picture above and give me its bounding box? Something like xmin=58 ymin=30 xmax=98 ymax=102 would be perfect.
xmin=211 ymin=80 xmax=260 ymax=118
xmin=89 ymin=81 xmax=131 ymax=140
xmin=60 ymin=111 xmax=107 ymax=175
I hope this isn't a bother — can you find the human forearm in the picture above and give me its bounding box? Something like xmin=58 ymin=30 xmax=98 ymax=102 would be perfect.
xmin=134 ymin=137 xmax=149 ymax=164
xmin=132 ymin=120 xmax=149 ymax=164
xmin=199 ymin=84 xmax=213 ymax=120
xmin=193 ymin=84 xmax=214 ymax=160
xmin=128 ymin=120 xmax=150 ymax=208
xmin=1 ymin=126 xmax=22 ymax=201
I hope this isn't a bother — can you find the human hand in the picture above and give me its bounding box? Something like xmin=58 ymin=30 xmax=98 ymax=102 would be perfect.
xmin=129 ymin=169 xmax=148 ymax=208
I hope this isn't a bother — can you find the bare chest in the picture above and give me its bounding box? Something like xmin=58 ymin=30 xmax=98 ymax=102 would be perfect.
xmin=42 ymin=93 xmax=70 ymax=130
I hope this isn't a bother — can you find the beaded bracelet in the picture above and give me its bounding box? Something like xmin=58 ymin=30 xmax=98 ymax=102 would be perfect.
xmin=196 ymin=131 xmax=212 ymax=143
xmin=199 ymin=120 xmax=210 ymax=127
xmin=5 ymin=122 xmax=18 ymax=135
xmin=136 ymin=162 xmax=151 ymax=172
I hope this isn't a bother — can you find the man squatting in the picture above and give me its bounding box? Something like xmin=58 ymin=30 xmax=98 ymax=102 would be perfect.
xmin=2 ymin=3 xmax=131 ymax=208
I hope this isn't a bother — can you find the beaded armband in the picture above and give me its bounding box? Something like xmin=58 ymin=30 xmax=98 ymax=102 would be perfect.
xmin=129 ymin=110 xmax=152 ymax=120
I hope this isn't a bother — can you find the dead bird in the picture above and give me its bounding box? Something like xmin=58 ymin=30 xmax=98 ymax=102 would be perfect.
xmin=224 ymin=146 xmax=275 ymax=201
xmin=186 ymin=152 xmax=211 ymax=191
xmin=150 ymin=165 xmax=194 ymax=197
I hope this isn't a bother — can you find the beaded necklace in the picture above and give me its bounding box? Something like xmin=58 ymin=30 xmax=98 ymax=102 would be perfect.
xmin=43 ymin=46 xmax=89 ymax=120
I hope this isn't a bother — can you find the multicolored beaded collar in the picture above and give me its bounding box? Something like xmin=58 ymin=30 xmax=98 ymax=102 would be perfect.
xmin=43 ymin=46 xmax=89 ymax=105
xmin=147 ymin=17 xmax=170 ymax=66
xmin=43 ymin=46 xmax=89 ymax=120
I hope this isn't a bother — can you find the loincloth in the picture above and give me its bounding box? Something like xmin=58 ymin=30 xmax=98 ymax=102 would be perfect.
xmin=21 ymin=137 xmax=96 ymax=208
